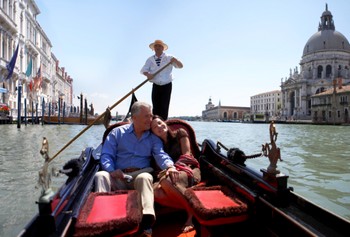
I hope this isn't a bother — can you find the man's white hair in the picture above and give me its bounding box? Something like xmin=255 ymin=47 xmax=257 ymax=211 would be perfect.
xmin=130 ymin=101 xmax=152 ymax=117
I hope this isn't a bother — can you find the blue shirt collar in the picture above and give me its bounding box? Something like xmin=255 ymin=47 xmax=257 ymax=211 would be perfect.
xmin=128 ymin=124 xmax=151 ymax=139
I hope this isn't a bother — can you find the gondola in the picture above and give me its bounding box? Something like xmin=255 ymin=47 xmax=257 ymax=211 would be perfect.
xmin=42 ymin=115 xmax=104 ymax=125
xmin=17 ymin=119 xmax=350 ymax=237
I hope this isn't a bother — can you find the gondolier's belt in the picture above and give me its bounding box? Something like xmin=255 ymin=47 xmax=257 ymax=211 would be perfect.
xmin=122 ymin=167 xmax=141 ymax=173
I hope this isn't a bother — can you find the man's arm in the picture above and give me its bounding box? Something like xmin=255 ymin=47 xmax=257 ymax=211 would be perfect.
xmin=171 ymin=56 xmax=183 ymax=68
xmin=151 ymin=136 xmax=180 ymax=183
xmin=100 ymin=129 xmax=119 ymax=172
xmin=151 ymin=136 xmax=174 ymax=169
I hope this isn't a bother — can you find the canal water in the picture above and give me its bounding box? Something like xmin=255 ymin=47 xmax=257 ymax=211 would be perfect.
xmin=0 ymin=122 xmax=349 ymax=236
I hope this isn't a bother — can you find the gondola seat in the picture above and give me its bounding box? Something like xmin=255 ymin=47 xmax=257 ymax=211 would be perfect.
xmin=184 ymin=185 xmax=249 ymax=237
xmin=74 ymin=190 xmax=141 ymax=237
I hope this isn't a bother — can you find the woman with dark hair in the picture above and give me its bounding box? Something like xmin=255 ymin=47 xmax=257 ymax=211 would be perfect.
xmin=151 ymin=115 xmax=201 ymax=233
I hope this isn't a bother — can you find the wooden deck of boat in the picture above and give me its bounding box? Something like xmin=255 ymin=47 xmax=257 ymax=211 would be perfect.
xmin=152 ymin=210 xmax=196 ymax=237
xmin=151 ymin=208 xmax=259 ymax=237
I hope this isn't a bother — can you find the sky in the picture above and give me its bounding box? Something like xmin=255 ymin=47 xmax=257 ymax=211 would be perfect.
xmin=34 ymin=0 xmax=350 ymax=117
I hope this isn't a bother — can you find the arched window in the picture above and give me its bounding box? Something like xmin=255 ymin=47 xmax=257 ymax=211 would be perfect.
xmin=317 ymin=65 xmax=323 ymax=78
xmin=326 ymin=65 xmax=332 ymax=78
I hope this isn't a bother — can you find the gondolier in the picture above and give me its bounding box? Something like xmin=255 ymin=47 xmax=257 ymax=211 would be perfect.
xmin=141 ymin=39 xmax=183 ymax=120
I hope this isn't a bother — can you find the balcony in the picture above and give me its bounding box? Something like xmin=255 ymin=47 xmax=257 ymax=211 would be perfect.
xmin=311 ymin=103 xmax=331 ymax=107
xmin=0 ymin=8 xmax=16 ymax=34
xmin=25 ymin=40 xmax=39 ymax=56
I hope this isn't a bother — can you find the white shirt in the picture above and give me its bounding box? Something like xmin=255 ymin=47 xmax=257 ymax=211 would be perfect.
xmin=140 ymin=53 xmax=180 ymax=86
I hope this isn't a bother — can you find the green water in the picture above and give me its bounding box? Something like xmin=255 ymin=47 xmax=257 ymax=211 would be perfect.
xmin=0 ymin=122 xmax=349 ymax=236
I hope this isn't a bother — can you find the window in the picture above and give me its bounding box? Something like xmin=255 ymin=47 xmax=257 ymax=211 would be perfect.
xmin=317 ymin=66 xmax=323 ymax=78
xmin=3 ymin=0 xmax=8 ymax=14
xmin=326 ymin=65 xmax=332 ymax=78
xmin=322 ymin=111 xmax=326 ymax=121
xmin=20 ymin=13 xmax=23 ymax=34
xmin=2 ymin=40 xmax=5 ymax=58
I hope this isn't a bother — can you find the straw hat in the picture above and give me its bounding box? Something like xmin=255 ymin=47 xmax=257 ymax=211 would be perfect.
xmin=149 ymin=40 xmax=168 ymax=50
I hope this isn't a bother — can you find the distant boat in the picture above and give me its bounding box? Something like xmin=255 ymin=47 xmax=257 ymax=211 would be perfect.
xmin=221 ymin=119 xmax=241 ymax=123
xmin=43 ymin=113 xmax=103 ymax=125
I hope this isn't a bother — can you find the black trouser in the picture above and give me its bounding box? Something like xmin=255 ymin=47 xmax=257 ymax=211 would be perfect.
xmin=152 ymin=82 xmax=172 ymax=120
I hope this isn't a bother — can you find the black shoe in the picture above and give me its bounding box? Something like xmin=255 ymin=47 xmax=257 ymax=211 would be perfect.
xmin=141 ymin=214 xmax=155 ymax=230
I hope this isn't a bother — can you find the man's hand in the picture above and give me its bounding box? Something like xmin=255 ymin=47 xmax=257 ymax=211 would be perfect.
xmin=110 ymin=169 xmax=133 ymax=183
xmin=143 ymin=72 xmax=154 ymax=80
xmin=167 ymin=167 xmax=179 ymax=184
xmin=110 ymin=169 xmax=124 ymax=180
xmin=170 ymin=57 xmax=178 ymax=64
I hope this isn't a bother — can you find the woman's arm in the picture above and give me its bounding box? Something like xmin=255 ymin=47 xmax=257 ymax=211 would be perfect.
xmin=179 ymin=136 xmax=192 ymax=155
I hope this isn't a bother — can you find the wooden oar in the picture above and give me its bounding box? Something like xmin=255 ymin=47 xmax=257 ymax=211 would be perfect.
xmin=48 ymin=61 xmax=172 ymax=163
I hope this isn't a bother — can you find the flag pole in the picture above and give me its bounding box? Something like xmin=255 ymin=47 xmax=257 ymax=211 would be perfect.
xmin=49 ymin=61 xmax=172 ymax=162
xmin=17 ymin=77 xmax=22 ymax=128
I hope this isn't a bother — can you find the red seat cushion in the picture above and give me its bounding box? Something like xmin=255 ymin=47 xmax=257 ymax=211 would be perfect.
xmin=185 ymin=186 xmax=249 ymax=226
xmin=86 ymin=195 xmax=128 ymax=223
xmin=74 ymin=191 xmax=141 ymax=237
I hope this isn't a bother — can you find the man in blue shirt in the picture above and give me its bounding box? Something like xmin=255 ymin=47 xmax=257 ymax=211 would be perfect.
xmin=94 ymin=101 xmax=178 ymax=237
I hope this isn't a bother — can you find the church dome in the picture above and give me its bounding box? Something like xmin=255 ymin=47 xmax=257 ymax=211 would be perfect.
xmin=303 ymin=5 xmax=350 ymax=57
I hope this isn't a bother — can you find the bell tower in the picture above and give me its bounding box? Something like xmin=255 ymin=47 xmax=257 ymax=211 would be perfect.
xmin=318 ymin=4 xmax=335 ymax=31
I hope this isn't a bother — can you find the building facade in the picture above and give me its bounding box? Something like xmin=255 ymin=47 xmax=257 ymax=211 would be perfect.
xmin=280 ymin=5 xmax=350 ymax=120
xmin=0 ymin=0 xmax=74 ymax=118
xmin=202 ymin=98 xmax=250 ymax=121
xmin=250 ymin=90 xmax=282 ymax=120
xmin=311 ymin=80 xmax=349 ymax=124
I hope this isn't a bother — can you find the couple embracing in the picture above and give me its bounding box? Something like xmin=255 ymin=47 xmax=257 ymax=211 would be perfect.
xmin=94 ymin=101 xmax=200 ymax=237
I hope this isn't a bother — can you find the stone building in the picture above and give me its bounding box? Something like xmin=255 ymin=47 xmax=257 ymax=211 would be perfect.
xmin=250 ymin=90 xmax=282 ymax=120
xmin=202 ymin=98 xmax=250 ymax=121
xmin=311 ymin=79 xmax=349 ymax=124
xmin=0 ymin=0 xmax=74 ymax=118
xmin=280 ymin=4 xmax=350 ymax=120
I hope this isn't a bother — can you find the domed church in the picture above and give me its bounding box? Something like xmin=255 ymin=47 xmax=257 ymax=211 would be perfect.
xmin=280 ymin=4 xmax=350 ymax=120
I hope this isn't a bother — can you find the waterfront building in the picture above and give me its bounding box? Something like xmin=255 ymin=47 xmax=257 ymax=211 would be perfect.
xmin=0 ymin=0 xmax=73 ymax=118
xmin=202 ymin=97 xmax=250 ymax=121
xmin=311 ymin=79 xmax=349 ymax=124
xmin=250 ymin=90 xmax=281 ymax=121
xmin=51 ymin=54 xmax=74 ymax=113
xmin=280 ymin=4 xmax=350 ymax=120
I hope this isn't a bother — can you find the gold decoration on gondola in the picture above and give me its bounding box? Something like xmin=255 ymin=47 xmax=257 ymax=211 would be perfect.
xmin=262 ymin=121 xmax=283 ymax=174
xmin=37 ymin=137 xmax=56 ymax=202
